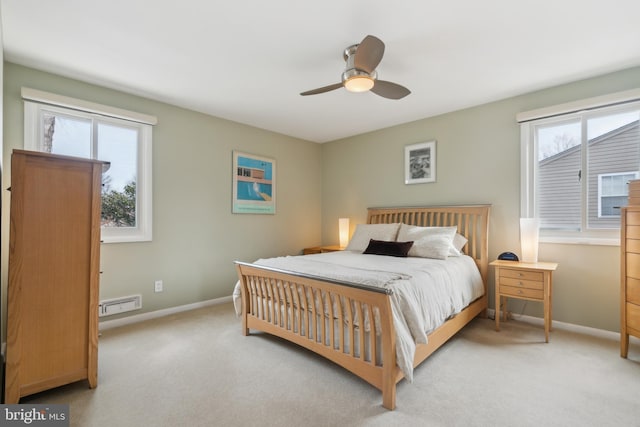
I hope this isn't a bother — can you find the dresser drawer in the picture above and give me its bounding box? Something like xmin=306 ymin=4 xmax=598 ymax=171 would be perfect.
xmin=627 ymin=225 xmax=640 ymax=239
xmin=625 ymin=210 xmax=640 ymax=225
xmin=499 ymin=285 xmax=543 ymax=300
xmin=499 ymin=268 xmax=543 ymax=282
xmin=626 ymin=239 xmax=640 ymax=254
xmin=626 ymin=302 xmax=640 ymax=332
xmin=627 ymin=253 xmax=640 ymax=279
xmin=627 ymin=277 xmax=640 ymax=306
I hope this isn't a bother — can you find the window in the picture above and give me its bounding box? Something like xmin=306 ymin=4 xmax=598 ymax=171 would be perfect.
xmin=520 ymin=89 xmax=640 ymax=244
xmin=599 ymin=172 xmax=639 ymax=217
xmin=22 ymin=88 xmax=156 ymax=243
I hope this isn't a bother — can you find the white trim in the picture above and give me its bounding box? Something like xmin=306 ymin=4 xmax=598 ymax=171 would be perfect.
xmin=517 ymin=88 xmax=640 ymax=123
xmin=98 ymin=295 xmax=233 ymax=330
xmin=21 ymin=87 xmax=157 ymax=125
xmin=520 ymin=121 xmax=535 ymax=217
xmin=23 ymin=101 xmax=39 ymax=151
xmin=539 ymin=235 xmax=620 ymax=246
xmin=487 ymin=309 xmax=620 ymax=340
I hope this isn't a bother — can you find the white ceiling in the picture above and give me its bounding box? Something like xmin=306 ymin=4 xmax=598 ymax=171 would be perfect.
xmin=2 ymin=1 xmax=640 ymax=143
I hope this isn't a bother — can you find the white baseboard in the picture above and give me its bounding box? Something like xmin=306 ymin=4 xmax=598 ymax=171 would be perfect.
xmin=98 ymin=295 xmax=233 ymax=331
xmin=4 ymin=301 xmax=627 ymax=347
xmin=486 ymin=308 xmax=620 ymax=341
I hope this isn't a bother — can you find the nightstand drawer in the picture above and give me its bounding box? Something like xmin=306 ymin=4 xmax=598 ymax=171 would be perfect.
xmin=499 ymin=285 xmax=543 ymax=300
xmin=499 ymin=268 xmax=543 ymax=282
xmin=303 ymin=245 xmax=344 ymax=255
xmin=499 ymin=276 xmax=543 ymax=290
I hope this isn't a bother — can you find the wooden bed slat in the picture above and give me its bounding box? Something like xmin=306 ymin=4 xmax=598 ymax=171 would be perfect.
xmin=235 ymin=204 xmax=490 ymax=410
xmin=368 ymin=305 xmax=377 ymax=365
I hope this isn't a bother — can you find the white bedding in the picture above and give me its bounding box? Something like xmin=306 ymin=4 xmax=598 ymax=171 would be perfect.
xmin=232 ymin=251 xmax=484 ymax=381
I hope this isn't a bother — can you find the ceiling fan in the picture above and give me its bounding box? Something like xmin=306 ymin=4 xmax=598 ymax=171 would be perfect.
xmin=300 ymin=35 xmax=411 ymax=100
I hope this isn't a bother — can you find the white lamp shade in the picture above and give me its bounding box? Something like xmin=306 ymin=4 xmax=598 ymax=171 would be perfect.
xmin=339 ymin=218 xmax=350 ymax=248
xmin=520 ymin=218 xmax=540 ymax=263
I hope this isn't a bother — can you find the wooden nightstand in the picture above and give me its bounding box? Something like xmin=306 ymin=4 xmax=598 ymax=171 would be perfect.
xmin=491 ymin=260 xmax=558 ymax=342
xmin=303 ymin=245 xmax=344 ymax=255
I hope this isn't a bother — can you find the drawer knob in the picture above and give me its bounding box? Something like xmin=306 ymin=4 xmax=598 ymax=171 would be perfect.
xmin=518 ymin=290 xmax=524 ymax=294
xmin=518 ymin=281 xmax=524 ymax=286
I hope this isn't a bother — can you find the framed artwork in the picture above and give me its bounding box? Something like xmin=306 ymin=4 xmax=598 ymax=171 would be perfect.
xmin=232 ymin=151 xmax=276 ymax=214
xmin=405 ymin=140 xmax=436 ymax=184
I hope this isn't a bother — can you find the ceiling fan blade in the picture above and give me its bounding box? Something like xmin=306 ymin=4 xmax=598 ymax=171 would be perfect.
xmin=354 ymin=35 xmax=385 ymax=74
xmin=371 ymin=80 xmax=411 ymax=100
xmin=300 ymin=82 xmax=343 ymax=96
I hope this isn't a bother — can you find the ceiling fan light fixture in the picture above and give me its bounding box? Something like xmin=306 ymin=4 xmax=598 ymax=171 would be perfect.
xmin=301 ymin=35 xmax=410 ymax=99
xmin=344 ymin=76 xmax=374 ymax=92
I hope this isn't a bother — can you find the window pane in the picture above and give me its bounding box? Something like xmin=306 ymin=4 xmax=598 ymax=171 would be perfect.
xmin=536 ymin=121 xmax=581 ymax=230
xmin=25 ymin=99 xmax=153 ymax=242
xmin=587 ymin=111 xmax=640 ymax=228
xmin=601 ymin=196 xmax=626 ymax=216
xmin=97 ymin=123 xmax=138 ymax=228
xmin=45 ymin=112 xmax=91 ymax=157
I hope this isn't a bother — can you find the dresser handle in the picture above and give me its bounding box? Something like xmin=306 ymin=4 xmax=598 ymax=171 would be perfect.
xmin=518 ymin=281 xmax=523 ymax=286
xmin=517 ymin=289 xmax=524 ymax=294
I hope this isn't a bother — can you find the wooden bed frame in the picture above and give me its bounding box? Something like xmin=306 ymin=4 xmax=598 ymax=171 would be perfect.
xmin=235 ymin=205 xmax=490 ymax=409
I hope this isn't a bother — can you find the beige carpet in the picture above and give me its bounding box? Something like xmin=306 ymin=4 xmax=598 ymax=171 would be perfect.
xmin=22 ymin=303 xmax=640 ymax=427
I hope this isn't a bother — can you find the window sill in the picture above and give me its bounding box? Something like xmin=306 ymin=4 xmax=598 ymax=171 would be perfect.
xmin=539 ymin=236 xmax=620 ymax=246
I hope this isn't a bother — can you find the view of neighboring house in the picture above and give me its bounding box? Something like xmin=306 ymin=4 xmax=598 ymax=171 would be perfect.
xmin=538 ymin=120 xmax=640 ymax=230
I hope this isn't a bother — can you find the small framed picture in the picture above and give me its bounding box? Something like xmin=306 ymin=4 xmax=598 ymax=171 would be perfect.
xmin=405 ymin=140 xmax=436 ymax=184
xmin=232 ymin=151 xmax=276 ymax=214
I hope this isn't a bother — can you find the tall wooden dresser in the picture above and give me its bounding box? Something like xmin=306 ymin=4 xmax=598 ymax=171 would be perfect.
xmin=621 ymin=180 xmax=640 ymax=358
xmin=4 ymin=150 xmax=108 ymax=403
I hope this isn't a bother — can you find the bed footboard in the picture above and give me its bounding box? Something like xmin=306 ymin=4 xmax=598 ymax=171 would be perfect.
xmin=235 ymin=261 xmax=400 ymax=409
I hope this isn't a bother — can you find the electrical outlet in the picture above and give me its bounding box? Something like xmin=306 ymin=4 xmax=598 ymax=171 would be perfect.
xmin=154 ymin=280 xmax=163 ymax=293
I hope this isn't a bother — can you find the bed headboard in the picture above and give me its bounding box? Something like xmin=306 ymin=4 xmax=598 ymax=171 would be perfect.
xmin=367 ymin=205 xmax=491 ymax=285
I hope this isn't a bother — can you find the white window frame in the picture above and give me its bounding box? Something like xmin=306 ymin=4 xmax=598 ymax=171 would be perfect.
xmin=22 ymin=87 xmax=156 ymax=243
xmin=519 ymin=88 xmax=640 ymax=246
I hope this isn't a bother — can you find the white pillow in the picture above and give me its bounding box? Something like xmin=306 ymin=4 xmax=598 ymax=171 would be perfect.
xmin=396 ymin=224 xmax=457 ymax=260
xmin=345 ymin=223 xmax=401 ymax=252
xmin=451 ymin=233 xmax=468 ymax=256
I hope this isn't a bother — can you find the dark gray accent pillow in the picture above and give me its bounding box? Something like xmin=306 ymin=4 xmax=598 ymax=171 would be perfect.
xmin=363 ymin=239 xmax=414 ymax=257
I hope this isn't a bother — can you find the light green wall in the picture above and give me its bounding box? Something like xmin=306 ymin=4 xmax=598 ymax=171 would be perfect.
xmin=1 ymin=62 xmax=322 ymax=335
xmin=321 ymin=66 xmax=640 ymax=332
xmin=2 ymin=61 xmax=638 ymax=336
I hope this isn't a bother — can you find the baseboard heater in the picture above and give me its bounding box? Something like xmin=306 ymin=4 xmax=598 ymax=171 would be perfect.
xmin=99 ymin=295 xmax=142 ymax=317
